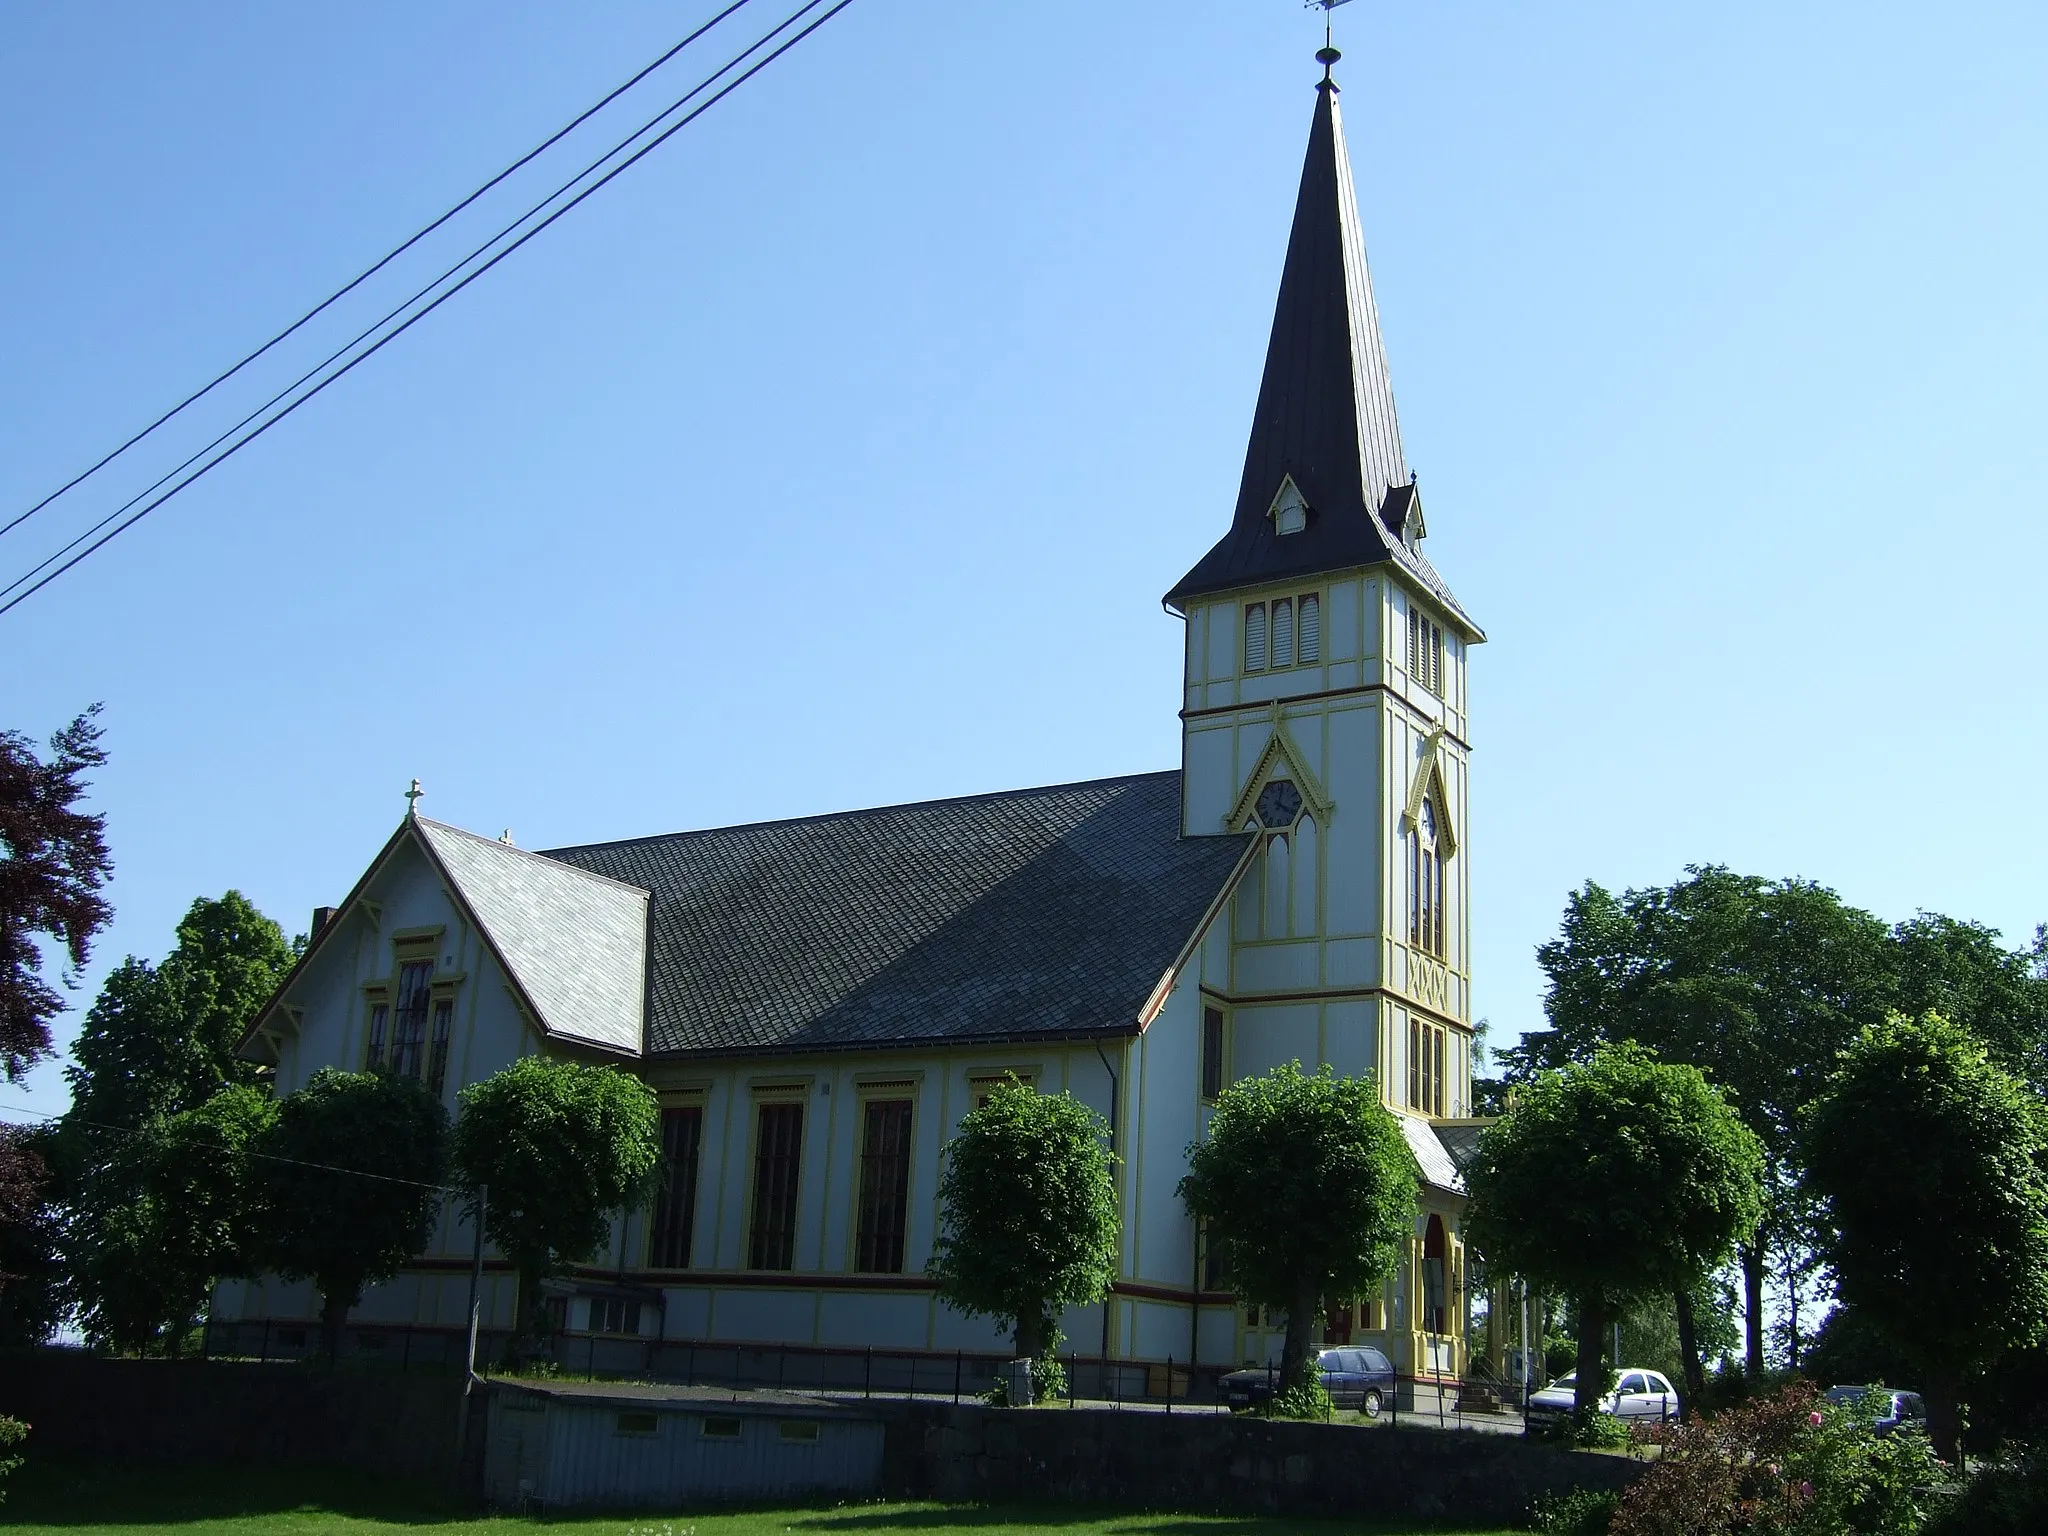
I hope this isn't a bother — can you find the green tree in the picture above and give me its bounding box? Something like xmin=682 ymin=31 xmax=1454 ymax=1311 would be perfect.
xmin=1889 ymin=914 xmax=2048 ymax=1090
xmin=1465 ymin=1043 xmax=1764 ymax=1418
xmin=930 ymin=1078 xmax=1119 ymax=1365
xmin=1 ymin=706 xmax=113 ymax=1082
xmin=58 ymin=891 xmax=297 ymax=1349
xmin=65 ymin=891 xmax=296 ymax=1132
xmin=260 ymin=1068 xmax=449 ymax=1361
xmin=1503 ymin=867 xmax=1892 ymax=1381
xmin=1803 ymin=1013 xmax=2048 ymax=1461
xmin=449 ymin=1057 xmax=660 ymax=1353
xmin=1179 ymin=1062 xmax=1416 ymax=1391
xmin=68 ymin=1085 xmax=276 ymax=1354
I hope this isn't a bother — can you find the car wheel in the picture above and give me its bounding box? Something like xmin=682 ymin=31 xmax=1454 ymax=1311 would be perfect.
xmin=1361 ymin=1389 xmax=1383 ymax=1418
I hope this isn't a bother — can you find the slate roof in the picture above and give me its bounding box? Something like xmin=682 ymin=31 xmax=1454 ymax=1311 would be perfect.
xmin=1400 ymin=1114 xmax=1467 ymax=1196
xmin=1165 ymin=71 xmax=1480 ymax=639
xmin=1431 ymin=1120 xmax=1487 ymax=1178
xmin=415 ymin=818 xmax=649 ymax=1056
xmin=541 ymin=771 xmax=1253 ymax=1059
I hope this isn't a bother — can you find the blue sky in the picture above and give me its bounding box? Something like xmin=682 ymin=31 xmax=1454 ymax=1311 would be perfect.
xmin=4 ymin=2 xmax=2045 ymax=1123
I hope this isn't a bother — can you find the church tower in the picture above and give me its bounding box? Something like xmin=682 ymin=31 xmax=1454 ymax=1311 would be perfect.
xmin=1165 ymin=49 xmax=1484 ymax=1127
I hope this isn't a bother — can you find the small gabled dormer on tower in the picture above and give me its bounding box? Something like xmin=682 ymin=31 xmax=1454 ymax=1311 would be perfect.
xmin=1165 ymin=47 xmax=1485 ymax=1126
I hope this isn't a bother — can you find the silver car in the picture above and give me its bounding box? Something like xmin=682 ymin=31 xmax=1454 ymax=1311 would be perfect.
xmin=1527 ymin=1367 xmax=1681 ymax=1425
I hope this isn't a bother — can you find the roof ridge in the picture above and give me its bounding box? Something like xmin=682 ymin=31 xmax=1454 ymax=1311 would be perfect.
xmin=538 ymin=769 xmax=1179 ymax=858
xmin=415 ymin=816 xmax=652 ymax=897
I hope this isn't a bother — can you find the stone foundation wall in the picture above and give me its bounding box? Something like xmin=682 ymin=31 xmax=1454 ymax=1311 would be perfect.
xmin=883 ymin=1401 xmax=1640 ymax=1527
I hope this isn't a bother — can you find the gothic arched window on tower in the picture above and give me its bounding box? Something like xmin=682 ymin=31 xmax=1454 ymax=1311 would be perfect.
xmin=1244 ymin=603 xmax=1268 ymax=672
xmin=1409 ymin=795 xmax=1447 ymax=960
xmin=1271 ymin=598 xmax=1295 ymax=668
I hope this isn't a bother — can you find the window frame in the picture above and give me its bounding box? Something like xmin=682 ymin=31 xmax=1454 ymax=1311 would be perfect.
xmin=1200 ymin=1005 xmax=1227 ymax=1102
xmin=852 ymin=1095 xmax=915 ymax=1274
xmin=1242 ymin=589 xmax=1323 ymax=676
xmin=1408 ymin=1018 xmax=1447 ymax=1118
xmin=1408 ymin=794 xmax=1448 ymax=960
xmin=747 ymin=1095 xmax=806 ymax=1271
xmin=648 ymin=1101 xmax=705 ymax=1270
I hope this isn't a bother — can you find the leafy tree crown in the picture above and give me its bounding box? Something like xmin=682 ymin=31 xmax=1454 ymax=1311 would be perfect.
xmin=450 ymin=1056 xmax=661 ymax=1277
xmin=1179 ymin=1062 xmax=1416 ymax=1317
xmin=1464 ymin=1042 xmax=1764 ymax=1308
xmin=259 ymin=1067 xmax=449 ymax=1304
xmin=1803 ymin=1011 xmax=2048 ymax=1374
xmin=928 ymin=1079 xmax=1118 ymax=1348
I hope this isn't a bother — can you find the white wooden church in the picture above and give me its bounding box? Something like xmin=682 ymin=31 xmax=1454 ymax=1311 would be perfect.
xmin=224 ymin=52 xmax=1488 ymax=1398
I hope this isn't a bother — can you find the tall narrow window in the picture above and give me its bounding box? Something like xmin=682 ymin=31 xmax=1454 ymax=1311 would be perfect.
xmin=749 ymin=1101 xmax=804 ymax=1270
xmin=649 ymin=1106 xmax=703 ymax=1269
xmin=1297 ymin=593 xmax=1320 ymax=662
xmin=1271 ymin=597 xmax=1294 ymax=668
xmin=388 ymin=960 xmax=432 ymax=1078
xmin=1409 ymin=1019 xmax=1447 ymax=1117
xmin=1243 ymin=603 xmax=1268 ymax=672
xmin=364 ymin=1002 xmax=389 ymax=1071
xmin=1409 ymin=797 xmax=1446 ymax=959
xmin=854 ymin=1098 xmax=914 ymax=1273
xmin=1408 ymin=609 xmax=1443 ymax=695
xmin=1201 ymin=1007 xmax=1225 ymax=1101
xmin=426 ymin=998 xmax=454 ymax=1096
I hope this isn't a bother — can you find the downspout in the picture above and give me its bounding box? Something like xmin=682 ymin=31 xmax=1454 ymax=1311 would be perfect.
xmin=1094 ymin=1039 xmax=1121 ymax=1365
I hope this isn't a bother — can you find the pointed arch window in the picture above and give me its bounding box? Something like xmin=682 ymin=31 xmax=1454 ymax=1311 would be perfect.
xmin=1409 ymin=795 xmax=1446 ymax=959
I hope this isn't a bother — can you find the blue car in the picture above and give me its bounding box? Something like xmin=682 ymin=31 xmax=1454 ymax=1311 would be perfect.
xmin=1220 ymin=1346 xmax=1397 ymax=1416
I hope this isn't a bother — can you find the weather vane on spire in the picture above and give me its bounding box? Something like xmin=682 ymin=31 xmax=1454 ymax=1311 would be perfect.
xmin=1306 ymin=0 xmax=1352 ymax=82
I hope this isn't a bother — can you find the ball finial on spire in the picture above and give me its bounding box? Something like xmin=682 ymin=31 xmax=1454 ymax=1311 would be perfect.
xmin=1316 ymin=45 xmax=1341 ymax=89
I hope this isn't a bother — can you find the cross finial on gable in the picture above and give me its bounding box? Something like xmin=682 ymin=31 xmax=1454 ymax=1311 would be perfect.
xmin=405 ymin=778 xmax=424 ymax=814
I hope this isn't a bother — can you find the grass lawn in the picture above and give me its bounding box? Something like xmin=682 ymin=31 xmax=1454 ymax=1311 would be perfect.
xmin=0 ymin=1459 xmax=1521 ymax=1536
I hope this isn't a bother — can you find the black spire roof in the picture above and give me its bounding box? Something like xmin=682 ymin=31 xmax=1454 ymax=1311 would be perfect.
xmin=1166 ymin=59 xmax=1479 ymax=637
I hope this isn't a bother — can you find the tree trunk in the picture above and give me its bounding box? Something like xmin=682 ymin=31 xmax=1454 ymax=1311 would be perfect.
xmin=1013 ymin=1306 xmax=1045 ymax=1361
xmin=1574 ymin=1296 xmax=1609 ymax=1419
xmin=318 ymin=1288 xmax=350 ymax=1366
xmin=1740 ymin=1240 xmax=1767 ymax=1381
xmin=1782 ymin=1246 xmax=1802 ymax=1372
xmin=1281 ymin=1276 xmax=1320 ymax=1390
xmin=512 ymin=1262 xmax=544 ymax=1360
xmin=1674 ymin=1286 xmax=1705 ymax=1407
xmin=1923 ymin=1365 xmax=1964 ymax=1466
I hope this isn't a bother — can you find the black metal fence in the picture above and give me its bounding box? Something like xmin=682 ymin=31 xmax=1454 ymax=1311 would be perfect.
xmin=198 ymin=1319 xmax=1539 ymax=1431
xmin=199 ymin=1318 xmax=1230 ymax=1407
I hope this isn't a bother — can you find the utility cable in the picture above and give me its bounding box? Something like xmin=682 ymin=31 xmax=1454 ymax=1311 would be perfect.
xmin=0 ymin=1100 xmax=463 ymax=1194
xmin=0 ymin=0 xmax=833 ymax=608
xmin=0 ymin=0 xmax=851 ymax=618
xmin=0 ymin=0 xmax=758 ymax=545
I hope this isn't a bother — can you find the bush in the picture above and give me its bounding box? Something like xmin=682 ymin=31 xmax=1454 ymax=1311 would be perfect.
xmin=0 ymin=1417 xmax=26 ymax=1505
xmin=1922 ymin=1444 xmax=2048 ymax=1535
xmin=1532 ymin=1488 xmax=1618 ymax=1536
xmin=1608 ymin=1382 xmax=1944 ymax=1536
xmin=1266 ymin=1376 xmax=1334 ymax=1421
xmin=1530 ymin=1409 xmax=1633 ymax=1450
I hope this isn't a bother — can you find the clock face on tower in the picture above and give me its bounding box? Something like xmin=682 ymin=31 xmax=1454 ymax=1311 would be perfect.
xmin=1255 ymin=778 xmax=1303 ymax=829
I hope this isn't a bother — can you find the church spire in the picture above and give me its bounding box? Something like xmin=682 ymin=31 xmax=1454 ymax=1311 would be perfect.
xmin=1167 ymin=48 xmax=1472 ymax=633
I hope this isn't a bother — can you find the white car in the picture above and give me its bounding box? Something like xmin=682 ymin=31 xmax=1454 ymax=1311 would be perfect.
xmin=1527 ymin=1367 xmax=1681 ymax=1424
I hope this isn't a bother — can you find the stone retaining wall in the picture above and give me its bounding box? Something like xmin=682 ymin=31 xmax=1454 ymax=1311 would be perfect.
xmin=883 ymin=1400 xmax=1640 ymax=1527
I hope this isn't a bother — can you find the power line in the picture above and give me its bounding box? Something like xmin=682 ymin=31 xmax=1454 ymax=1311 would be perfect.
xmin=0 ymin=0 xmax=841 ymax=610
xmin=0 ymin=1100 xmax=462 ymax=1194
xmin=0 ymin=0 xmax=759 ymax=547
xmin=0 ymin=0 xmax=855 ymax=617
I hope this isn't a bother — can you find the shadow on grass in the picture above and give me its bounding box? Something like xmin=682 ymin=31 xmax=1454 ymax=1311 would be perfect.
xmin=791 ymin=1509 xmax=1510 ymax=1536
xmin=0 ymin=1455 xmax=469 ymax=1528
